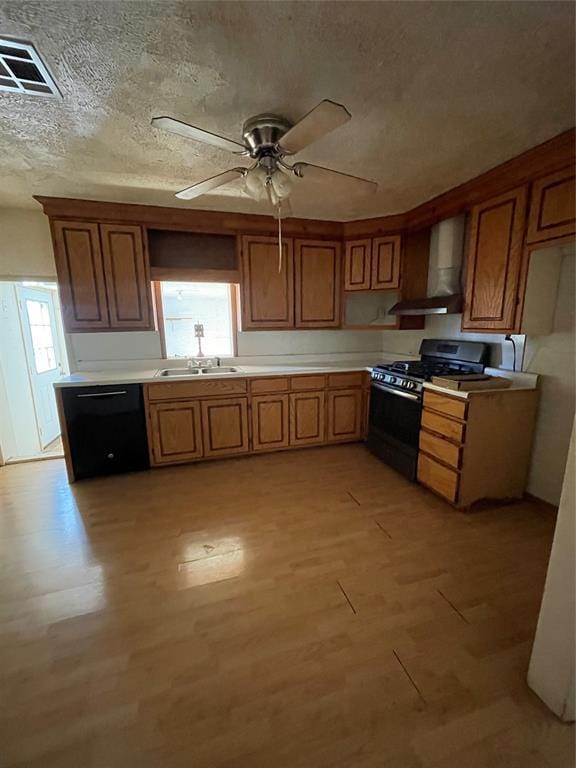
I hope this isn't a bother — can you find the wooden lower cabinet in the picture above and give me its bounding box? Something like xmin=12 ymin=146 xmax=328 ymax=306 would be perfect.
xmin=144 ymin=373 xmax=367 ymax=468
xmin=417 ymin=453 xmax=459 ymax=504
xmin=148 ymin=401 xmax=203 ymax=465
xmin=289 ymin=391 xmax=326 ymax=446
xmin=201 ymin=397 xmax=250 ymax=458
xmin=327 ymin=389 xmax=363 ymax=443
xmin=251 ymin=394 xmax=289 ymax=451
xmin=417 ymin=388 xmax=538 ymax=508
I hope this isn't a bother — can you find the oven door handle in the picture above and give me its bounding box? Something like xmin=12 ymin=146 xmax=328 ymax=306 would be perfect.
xmin=370 ymin=381 xmax=421 ymax=401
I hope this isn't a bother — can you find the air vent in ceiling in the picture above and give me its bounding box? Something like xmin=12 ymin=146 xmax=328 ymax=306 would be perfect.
xmin=0 ymin=38 xmax=60 ymax=97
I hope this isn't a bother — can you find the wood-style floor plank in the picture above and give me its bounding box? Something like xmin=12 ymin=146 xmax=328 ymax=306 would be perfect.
xmin=0 ymin=445 xmax=572 ymax=767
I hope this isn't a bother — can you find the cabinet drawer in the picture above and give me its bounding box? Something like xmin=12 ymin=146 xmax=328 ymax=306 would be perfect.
xmin=146 ymin=378 xmax=247 ymax=402
xmin=419 ymin=430 xmax=461 ymax=469
xmin=421 ymin=409 xmax=466 ymax=444
xmin=290 ymin=375 xmax=327 ymax=391
xmin=249 ymin=377 xmax=290 ymax=394
xmin=327 ymin=372 xmax=364 ymax=388
xmin=423 ymin=391 xmax=467 ymax=421
xmin=417 ymin=454 xmax=459 ymax=503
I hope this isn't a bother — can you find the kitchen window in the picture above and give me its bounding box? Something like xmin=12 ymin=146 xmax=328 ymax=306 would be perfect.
xmin=155 ymin=282 xmax=237 ymax=359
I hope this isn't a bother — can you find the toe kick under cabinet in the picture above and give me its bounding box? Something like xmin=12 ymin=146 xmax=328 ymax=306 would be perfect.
xmin=417 ymin=388 xmax=539 ymax=508
xmin=144 ymin=371 xmax=370 ymax=467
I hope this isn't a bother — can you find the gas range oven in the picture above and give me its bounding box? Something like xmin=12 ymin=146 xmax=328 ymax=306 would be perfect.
xmin=367 ymin=339 xmax=490 ymax=480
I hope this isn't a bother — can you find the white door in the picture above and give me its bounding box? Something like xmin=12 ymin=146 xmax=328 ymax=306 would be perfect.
xmin=17 ymin=286 xmax=64 ymax=448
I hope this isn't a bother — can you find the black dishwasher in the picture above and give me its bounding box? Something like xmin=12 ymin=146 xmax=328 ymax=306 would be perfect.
xmin=61 ymin=384 xmax=149 ymax=480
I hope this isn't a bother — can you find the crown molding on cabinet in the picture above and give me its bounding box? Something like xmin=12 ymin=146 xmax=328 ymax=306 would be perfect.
xmin=34 ymin=197 xmax=344 ymax=238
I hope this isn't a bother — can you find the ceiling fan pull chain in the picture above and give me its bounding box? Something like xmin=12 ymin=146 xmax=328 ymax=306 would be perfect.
xmin=278 ymin=202 xmax=283 ymax=273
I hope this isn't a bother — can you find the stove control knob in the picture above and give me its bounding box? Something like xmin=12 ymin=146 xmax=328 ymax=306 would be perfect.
xmin=389 ymin=376 xmax=396 ymax=384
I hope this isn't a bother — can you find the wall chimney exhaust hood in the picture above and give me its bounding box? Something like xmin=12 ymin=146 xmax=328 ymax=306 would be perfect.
xmin=390 ymin=214 xmax=466 ymax=316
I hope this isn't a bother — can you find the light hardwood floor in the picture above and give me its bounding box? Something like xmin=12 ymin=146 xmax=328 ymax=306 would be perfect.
xmin=0 ymin=445 xmax=573 ymax=767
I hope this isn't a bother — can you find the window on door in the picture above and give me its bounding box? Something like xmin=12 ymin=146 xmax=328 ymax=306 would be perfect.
xmin=25 ymin=299 xmax=57 ymax=373
xmin=155 ymin=282 xmax=237 ymax=358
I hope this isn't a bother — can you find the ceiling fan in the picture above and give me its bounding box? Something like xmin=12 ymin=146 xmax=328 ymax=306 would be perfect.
xmin=151 ymin=100 xmax=378 ymax=217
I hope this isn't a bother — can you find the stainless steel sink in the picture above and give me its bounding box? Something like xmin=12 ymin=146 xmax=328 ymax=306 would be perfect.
xmin=156 ymin=366 xmax=238 ymax=378
xmin=158 ymin=368 xmax=201 ymax=377
xmin=201 ymin=367 xmax=237 ymax=374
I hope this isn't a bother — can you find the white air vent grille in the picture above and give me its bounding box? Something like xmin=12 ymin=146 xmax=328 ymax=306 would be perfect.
xmin=0 ymin=39 xmax=60 ymax=96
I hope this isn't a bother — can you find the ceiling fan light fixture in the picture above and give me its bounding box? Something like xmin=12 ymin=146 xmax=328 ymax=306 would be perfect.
xmin=271 ymin=168 xmax=293 ymax=200
xmin=243 ymin=166 xmax=269 ymax=202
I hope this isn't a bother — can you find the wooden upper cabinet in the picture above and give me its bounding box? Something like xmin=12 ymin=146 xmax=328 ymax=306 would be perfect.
xmin=240 ymin=235 xmax=294 ymax=329
xmin=251 ymin=393 xmax=289 ymax=452
xmin=148 ymin=401 xmax=203 ymax=465
xmin=100 ymin=224 xmax=153 ymax=329
xmin=52 ymin=220 xmax=109 ymax=331
xmin=294 ymin=239 xmax=341 ymax=328
xmin=344 ymin=235 xmax=401 ymax=292
xmin=526 ymin=167 xmax=576 ymax=244
xmin=371 ymin=236 xmax=402 ymax=290
xmin=462 ymin=186 xmax=528 ymax=332
xmin=200 ymin=397 xmax=249 ymax=458
xmin=344 ymin=239 xmax=371 ymax=291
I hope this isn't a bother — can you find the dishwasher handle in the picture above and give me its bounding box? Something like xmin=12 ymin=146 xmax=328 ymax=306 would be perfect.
xmin=76 ymin=390 xmax=128 ymax=398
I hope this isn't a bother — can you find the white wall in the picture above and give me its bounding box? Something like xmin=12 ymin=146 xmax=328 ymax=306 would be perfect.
xmin=0 ymin=209 xmax=55 ymax=279
xmin=380 ymin=314 xmax=521 ymax=369
xmin=524 ymin=247 xmax=575 ymax=505
xmin=528 ymin=421 xmax=575 ymax=720
xmin=236 ymin=329 xmax=384 ymax=364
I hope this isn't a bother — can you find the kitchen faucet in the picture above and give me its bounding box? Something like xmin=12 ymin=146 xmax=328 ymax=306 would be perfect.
xmin=186 ymin=357 xmax=221 ymax=369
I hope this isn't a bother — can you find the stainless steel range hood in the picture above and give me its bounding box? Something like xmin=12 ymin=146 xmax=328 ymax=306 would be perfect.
xmin=390 ymin=214 xmax=466 ymax=316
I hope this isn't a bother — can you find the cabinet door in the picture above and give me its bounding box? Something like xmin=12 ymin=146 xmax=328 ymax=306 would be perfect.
xmin=100 ymin=224 xmax=153 ymax=329
xmin=52 ymin=220 xmax=109 ymax=331
xmin=327 ymin=389 xmax=363 ymax=443
xmin=371 ymin=235 xmax=401 ymax=290
xmin=251 ymin=394 xmax=289 ymax=452
xmin=289 ymin=391 xmax=326 ymax=446
xmin=462 ymin=186 xmax=528 ymax=332
xmin=294 ymin=240 xmax=341 ymax=327
xmin=240 ymin=235 xmax=294 ymax=329
xmin=201 ymin=397 xmax=249 ymax=457
xmin=344 ymin=239 xmax=371 ymax=291
xmin=148 ymin=401 xmax=203 ymax=465
xmin=526 ymin=167 xmax=576 ymax=244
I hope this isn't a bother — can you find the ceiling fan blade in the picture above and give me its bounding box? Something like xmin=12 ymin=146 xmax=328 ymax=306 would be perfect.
xmin=278 ymin=100 xmax=351 ymax=155
xmin=293 ymin=163 xmax=377 ymax=197
xmin=152 ymin=116 xmax=246 ymax=154
xmin=175 ymin=168 xmax=245 ymax=200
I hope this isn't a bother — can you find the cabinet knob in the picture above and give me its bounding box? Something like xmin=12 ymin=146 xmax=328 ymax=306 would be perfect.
xmin=107 ymin=453 xmax=115 ymax=460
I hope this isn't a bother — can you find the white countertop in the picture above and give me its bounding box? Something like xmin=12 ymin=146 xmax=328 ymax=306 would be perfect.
xmin=54 ymin=363 xmax=538 ymax=395
xmin=53 ymin=363 xmax=374 ymax=388
xmin=423 ymin=367 xmax=539 ymax=399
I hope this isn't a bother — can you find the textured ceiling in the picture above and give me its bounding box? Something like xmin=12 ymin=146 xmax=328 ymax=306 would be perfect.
xmin=0 ymin=1 xmax=574 ymax=220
